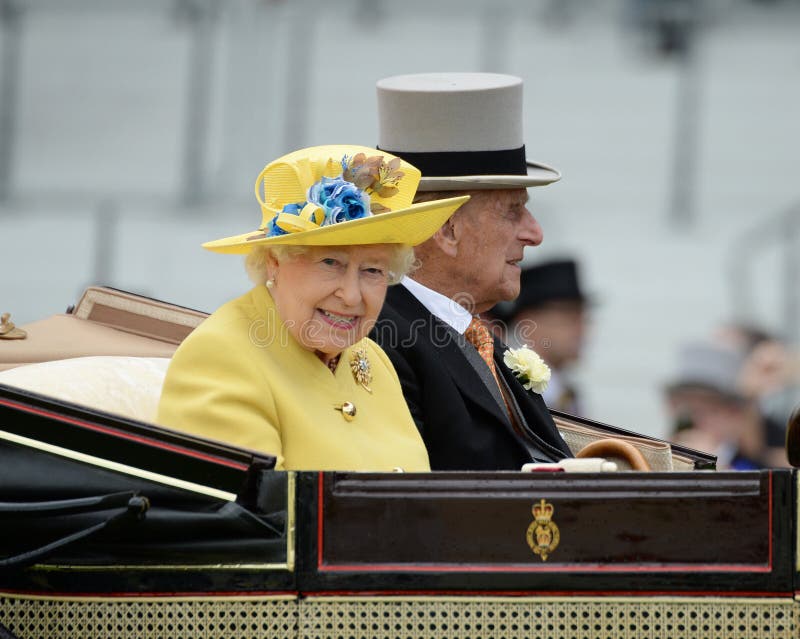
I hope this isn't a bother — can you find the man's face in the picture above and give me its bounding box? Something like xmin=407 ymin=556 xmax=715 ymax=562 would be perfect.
xmin=666 ymin=388 xmax=748 ymax=444
xmin=456 ymin=188 xmax=543 ymax=312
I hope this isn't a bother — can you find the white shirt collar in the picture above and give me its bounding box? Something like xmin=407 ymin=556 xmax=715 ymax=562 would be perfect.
xmin=401 ymin=276 xmax=473 ymax=334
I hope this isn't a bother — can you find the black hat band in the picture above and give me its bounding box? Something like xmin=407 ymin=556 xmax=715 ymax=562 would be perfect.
xmin=377 ymin=146 xmax=527 ymax=177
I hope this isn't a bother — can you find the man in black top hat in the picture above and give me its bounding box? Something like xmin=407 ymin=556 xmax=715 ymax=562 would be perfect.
xmin=504 ymin=259 xmax=591 ymax=416
xmin=370 ymin=73 xmax=573 ymax=470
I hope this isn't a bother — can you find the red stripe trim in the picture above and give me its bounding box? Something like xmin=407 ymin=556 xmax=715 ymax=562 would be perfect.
xmin=1 ymin=588 xmax=789 ymax=599
xmin=307 ymin=589 xmax=793 ymax=598
xmin=0 ymin=397 xmax=249 ymax=471
xmin=0 ymin=589 xmax=298 ymax=598
xmin=317 ymin=472 xmax=325 ymax=567
xmin=317 ymin=562 xmax=771 ymax=573
xmin=767 ymin=470 xmax=773 ymax=567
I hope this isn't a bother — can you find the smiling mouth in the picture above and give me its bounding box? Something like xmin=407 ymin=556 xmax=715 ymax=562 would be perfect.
xmin=318 ymin=309 xmax=359 ymax=329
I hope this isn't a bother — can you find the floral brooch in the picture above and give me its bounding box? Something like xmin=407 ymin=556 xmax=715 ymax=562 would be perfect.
xmin=349 ymin=344 xmax=373 ymax=393
xmin=503 ymin=346 xmax=551 ymax=394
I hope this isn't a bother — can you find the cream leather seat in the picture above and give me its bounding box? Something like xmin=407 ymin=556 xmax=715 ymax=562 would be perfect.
xmin=0 ymin=356 xmax=171 ymax=423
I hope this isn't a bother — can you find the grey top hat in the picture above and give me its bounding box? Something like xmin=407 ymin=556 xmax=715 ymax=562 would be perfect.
xmin=665 ymin=341 xmax=748 ymax=403
xmin=376 ymin=72 xmax=561 ymax=191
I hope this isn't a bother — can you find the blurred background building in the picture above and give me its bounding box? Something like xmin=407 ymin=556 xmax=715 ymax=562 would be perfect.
xmin=1 ymin=0 xmax=799 ymax=439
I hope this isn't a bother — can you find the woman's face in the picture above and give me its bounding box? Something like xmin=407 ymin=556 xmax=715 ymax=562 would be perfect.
xmin=267 ymin=245 xmax=396 ymax=364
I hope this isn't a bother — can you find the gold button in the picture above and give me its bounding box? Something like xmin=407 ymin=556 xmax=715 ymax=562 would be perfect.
xmin=334 ymin=401 xmax=357 ymax=421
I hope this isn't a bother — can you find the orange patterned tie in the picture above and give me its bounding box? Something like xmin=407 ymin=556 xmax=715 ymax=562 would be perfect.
xmin=464 ymin=316 xmax=497 ymax=376
xmin=464 ymin=315 xmax=518 ymax=428
xmin=465 ymin=316 xmax=516 ymax=423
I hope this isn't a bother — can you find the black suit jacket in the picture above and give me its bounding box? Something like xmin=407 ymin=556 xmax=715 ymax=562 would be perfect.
xmin=371 ymin=285 xmax=572 ymax=470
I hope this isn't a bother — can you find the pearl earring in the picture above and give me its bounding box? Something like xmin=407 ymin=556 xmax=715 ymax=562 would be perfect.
xmin=266 ymin=278 xmax=275 ymax=289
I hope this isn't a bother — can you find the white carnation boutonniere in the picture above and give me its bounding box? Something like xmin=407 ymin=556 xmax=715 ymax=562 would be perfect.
xmin=503 ymin=346 xmax=551 ymax=394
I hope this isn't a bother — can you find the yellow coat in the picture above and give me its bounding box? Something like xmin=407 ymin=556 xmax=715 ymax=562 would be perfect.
xmin=157 ymin=285 xmax=429 ymax=471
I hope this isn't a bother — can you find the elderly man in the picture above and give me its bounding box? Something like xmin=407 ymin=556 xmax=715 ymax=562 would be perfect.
xmin=371 ymin=73 xmax=573 ymax=470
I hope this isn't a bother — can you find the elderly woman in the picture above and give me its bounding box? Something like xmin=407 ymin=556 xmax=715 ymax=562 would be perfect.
xmin=157 ymin=145 xmax=467 ymax=471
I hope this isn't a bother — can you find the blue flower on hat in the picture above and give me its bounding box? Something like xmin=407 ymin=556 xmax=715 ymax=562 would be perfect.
xmin=281 ymin=202 xmax=305 ymax=215
xmin=259 ymin=153 xmax=405 ymax=240
xmin=265 ymin=203 xmax=306 ymax=237
xmin=308 ymin=176 xmax=371 ymax=226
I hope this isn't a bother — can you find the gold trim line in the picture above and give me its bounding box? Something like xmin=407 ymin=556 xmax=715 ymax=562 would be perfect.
xmin=0 ymin=428 xmax=236 ymax=501
xmin=0 ymin=591 xmax=297 ymax=603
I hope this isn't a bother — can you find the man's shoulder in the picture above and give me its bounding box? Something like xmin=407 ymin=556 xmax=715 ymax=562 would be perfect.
xmin=373 ymin=302 xmax=423 ymax=356
xmin=376 ymin=285 xmax=473 ymax=360
xmin=375 ymin=286 xmax=428 ymax=335
xmin=381 ymin=285 xmax=422 ymax=316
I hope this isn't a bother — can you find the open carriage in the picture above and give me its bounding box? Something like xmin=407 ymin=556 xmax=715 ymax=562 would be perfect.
xmin=0 ymin=288 xmax=797 ymax=639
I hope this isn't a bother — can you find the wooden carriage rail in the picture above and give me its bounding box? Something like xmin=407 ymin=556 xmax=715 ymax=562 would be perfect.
xmin=0 ymin=468 xmax=795 ymax=596
xmin=0 ymin=384 xmax=276 ymax=494
xmin=1 ymin=465 xmax=799 ymax=638
xmin=0 ymin=382 xmax=797 ymax=601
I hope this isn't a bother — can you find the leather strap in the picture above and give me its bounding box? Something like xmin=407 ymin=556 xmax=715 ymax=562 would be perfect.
xmin=0 ymin=491 xmax=149 ymax=569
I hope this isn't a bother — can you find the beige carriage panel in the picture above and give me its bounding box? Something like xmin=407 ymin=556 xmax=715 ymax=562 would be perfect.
xmin=555 ymin=416 xmax=695 ymax=471
xmin=0 ymin=286 xmax=207 ymax=371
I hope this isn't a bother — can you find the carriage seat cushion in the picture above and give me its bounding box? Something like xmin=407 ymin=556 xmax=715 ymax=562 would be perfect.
xmin=0 ymin=356 xmax=171 ymax=423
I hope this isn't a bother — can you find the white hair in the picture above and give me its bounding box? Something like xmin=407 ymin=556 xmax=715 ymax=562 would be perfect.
xmin=245 ymin=244 xmax=417 ymax=286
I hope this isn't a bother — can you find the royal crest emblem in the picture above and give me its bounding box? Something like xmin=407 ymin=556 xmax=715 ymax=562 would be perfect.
xmin=349 ymin=345 xmax=372 ymax=393
xmin=526 ymin=499 xmax=560 ymax=561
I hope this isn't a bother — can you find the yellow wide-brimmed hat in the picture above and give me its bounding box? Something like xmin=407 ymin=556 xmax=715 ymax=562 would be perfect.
xmin=203 ymin=145 xmax=469 ymax=254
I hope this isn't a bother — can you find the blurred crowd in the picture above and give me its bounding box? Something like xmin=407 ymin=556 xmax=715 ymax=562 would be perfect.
xmin=665 ymin=323 xmax=799 ymax=469
xmin=492 ymin=257 xmax=799 ymax=469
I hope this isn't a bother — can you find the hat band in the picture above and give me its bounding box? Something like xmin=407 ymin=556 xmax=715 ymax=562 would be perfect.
xmin=377 ymin=146 xmax=527 ymax=177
